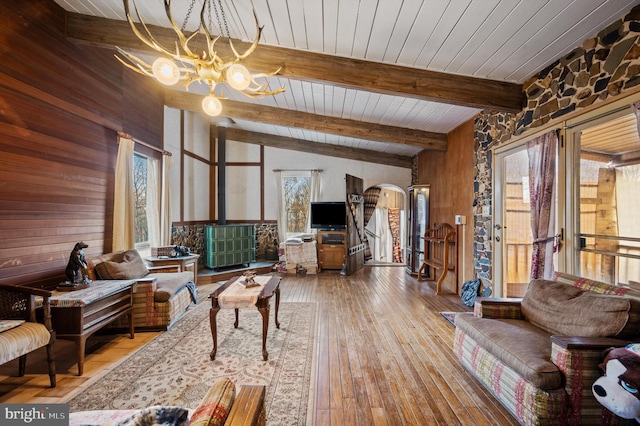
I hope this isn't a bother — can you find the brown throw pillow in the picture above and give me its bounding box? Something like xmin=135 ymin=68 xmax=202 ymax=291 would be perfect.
xmin=94 ymin=249 xmax=149 ymax=280
xmin=521 ymin=279 xmax=639 ymax=338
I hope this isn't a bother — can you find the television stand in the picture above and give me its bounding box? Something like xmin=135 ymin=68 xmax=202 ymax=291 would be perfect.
xmin=317 ymin=230 xmax=347 ymax=270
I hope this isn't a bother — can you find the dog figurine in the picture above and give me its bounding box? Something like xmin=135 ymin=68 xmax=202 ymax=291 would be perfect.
xmin=592 ymin=344 xmax=640 ymax=421
xmin=65 ymin=241 xmax=89 ymax=284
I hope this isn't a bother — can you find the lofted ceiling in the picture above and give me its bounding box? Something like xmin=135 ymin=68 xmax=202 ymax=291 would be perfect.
xmin=52 ymin=0 xmax=640 ymax=167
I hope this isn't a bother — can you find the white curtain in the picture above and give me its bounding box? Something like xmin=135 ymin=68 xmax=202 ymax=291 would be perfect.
xmin=305 ymin=170 xmax=321 ymax=232
xmin=310 ymin=170 xmax=321 ymax=203
xmin=113 ymin=135 xmax=135 ymax=251
xmin=616 ymin=166 xmax=640 ymax=283
xmin=160 ymin=155 xmax=172 ymax=245
xmin=275 ymin=171 xmax=286 ymax=243
xmin=147 ymin=158 xmax=160 ymax=249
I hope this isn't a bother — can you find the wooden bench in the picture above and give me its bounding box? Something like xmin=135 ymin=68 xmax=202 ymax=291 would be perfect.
xmin=418 ymin=223 xmax=458 ymax=294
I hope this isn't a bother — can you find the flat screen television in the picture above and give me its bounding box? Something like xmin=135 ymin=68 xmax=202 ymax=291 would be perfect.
xmin=310 ymin=201 xmax=347 ymax=230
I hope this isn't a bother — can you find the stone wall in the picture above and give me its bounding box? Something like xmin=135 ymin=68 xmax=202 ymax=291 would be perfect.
xmin=473 ymin=6 xmax=640 ymax=288
xmin=255 ymin=223 xmax=279 ymax=260
xmin=172 ymin=224 xmax=206 ymax=256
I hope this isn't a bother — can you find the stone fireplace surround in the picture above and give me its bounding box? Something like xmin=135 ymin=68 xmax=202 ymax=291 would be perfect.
xmin=172 ymin=223 xmax=278 ymax=264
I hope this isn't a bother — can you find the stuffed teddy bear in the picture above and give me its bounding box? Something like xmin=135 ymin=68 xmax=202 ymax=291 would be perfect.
xmin=592 ymin=343 xmax=640 ymax=421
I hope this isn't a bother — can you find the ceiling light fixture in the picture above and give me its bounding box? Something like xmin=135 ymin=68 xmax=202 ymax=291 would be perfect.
xmin=116 ymin=0 xmax=284 ymax=116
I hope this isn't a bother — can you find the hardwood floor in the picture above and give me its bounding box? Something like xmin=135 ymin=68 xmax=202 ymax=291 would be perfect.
xmin=0 ymin=266 xmax=517 ymax=425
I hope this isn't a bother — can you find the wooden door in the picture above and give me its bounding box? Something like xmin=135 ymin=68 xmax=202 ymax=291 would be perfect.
xmin=345 ymin=174 xmax=365 ymax=275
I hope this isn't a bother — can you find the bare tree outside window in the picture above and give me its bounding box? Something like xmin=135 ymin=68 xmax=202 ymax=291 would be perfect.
xmin=133 ymin=153 xmax=148 ymax=244
xmin=283 ymin=175 xmax=310 ymax=233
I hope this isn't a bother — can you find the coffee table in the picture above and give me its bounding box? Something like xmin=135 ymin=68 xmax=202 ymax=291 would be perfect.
xmin=209 ymin=275 xmax=281 ymax=361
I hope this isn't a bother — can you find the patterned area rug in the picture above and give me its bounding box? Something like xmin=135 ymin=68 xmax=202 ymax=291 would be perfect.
xmin=68 ymin=292 xmax=317 ymax=426
xmin=439 ymin=311 xmax=458 ymax=327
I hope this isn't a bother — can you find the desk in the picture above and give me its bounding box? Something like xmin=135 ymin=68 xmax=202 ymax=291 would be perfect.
xmin=49 ymin=280 xmax=135 ymax=375
xmin=146 ymin=254 xmax=199 ymax=285
xmin=208 ymin=275 xmax=281 ymax=361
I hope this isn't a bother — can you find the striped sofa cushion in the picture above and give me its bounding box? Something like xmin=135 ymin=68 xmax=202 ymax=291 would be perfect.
xmin=553 ymin=272 xmax=640 ymax=302
xmin=456 ymin=313 xmax=562 ymax=389
xmin=453 ymin=326 xmax=569 ymax=424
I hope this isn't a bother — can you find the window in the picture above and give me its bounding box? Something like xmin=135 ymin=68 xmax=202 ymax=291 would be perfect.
xmin=133 ymin=153 xmax=149 ymax=246
xmin=133 ymin=153 xmax=161 ymax=256
xmin=281 ymin=173 xmax=311 ymax=235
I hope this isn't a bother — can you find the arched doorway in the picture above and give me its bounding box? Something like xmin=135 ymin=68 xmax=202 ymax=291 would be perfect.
xmin=363 ymin=184 xmax=407 ymax=265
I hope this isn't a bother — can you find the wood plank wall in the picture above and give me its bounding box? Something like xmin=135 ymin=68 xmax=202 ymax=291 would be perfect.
xmin=416 ymin=119 xmax=475 ymax=292
xmin=0 ymin=0 xmax=164 ymax=289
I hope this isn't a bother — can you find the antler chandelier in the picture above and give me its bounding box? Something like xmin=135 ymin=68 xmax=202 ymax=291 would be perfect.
xmin=116 ymin=0 xmax=284 ymax=116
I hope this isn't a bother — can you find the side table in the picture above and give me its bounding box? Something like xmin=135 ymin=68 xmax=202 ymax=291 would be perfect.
xmin=49 ymin=280 xmax=136 ymax=375
xmin=146 ymin=254 xmax=200 ymax=285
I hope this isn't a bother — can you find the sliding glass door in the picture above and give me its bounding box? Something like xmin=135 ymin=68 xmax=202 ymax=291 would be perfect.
xmin=566 ymin=109 xmax=640 ymax=286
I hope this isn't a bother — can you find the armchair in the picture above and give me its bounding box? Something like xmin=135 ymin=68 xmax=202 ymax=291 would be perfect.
xmin=0 ymin=283 xmax=56 ymax=387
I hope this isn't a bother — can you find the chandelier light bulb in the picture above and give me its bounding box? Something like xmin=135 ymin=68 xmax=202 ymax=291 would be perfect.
xmin=226 ymin=64 xmax=251 ymax=91
xmin=202 ymin=95 xmax=223 ymax=116
xmin=117 ymin=0 xmax=285 ymax=117
xmin=152 ymin=57 xmax=180 ymax=85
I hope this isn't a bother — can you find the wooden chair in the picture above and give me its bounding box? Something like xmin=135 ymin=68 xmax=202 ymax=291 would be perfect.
xmin=0 ymin=284 xmax=56 ymax=387
xmin=418 ymin=223 xmax=458 ymax=294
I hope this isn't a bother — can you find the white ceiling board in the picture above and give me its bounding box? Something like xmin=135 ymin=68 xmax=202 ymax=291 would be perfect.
xmin=349 ymin=0 xmax=378 ymax=59
xmin=335 ymin=0 xmax=360 ymax=56
xmin=381 ymin=0 xmax=425 ymax=63
xmin=481 ymin=0 xmax=592 ymax=80
xmin=445 ymin=0 xmax=520 ymax=75
xmin=285 ymin=0 xmax=308 ymax=50
xmin=504 ymin=0 xmax=640 ymax=82
xmin=301 ymin=0 xmax=324 ymax=52
xmin=395 ymin=1 xmax=446 ymax=67
xmin=473 ymin=0 xmax=575 ymax=79
xmin=364 ymin=0 xmax=404 ymax=63
xmin=427 ymin=0 xmax=502 ymax=72
xmin=414 ymin=0 xmax=474 ymax=70
xmin=51 ymin=0 xmax=640 ymax=160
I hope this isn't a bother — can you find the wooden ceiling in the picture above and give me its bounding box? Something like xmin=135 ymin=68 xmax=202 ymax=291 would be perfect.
xmin=581 ymin=112 xmax=640 ymax=167
xmin=52 ymin=0 xmax=640 ymax=167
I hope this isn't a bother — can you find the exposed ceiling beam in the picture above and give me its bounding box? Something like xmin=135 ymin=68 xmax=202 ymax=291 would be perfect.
xmin=224 ymin=128 xmax=413 ymax=169
xmin=65 ymin=13 xmax=524 ymax=112
xmin=165 ymin=91 xmax=447 ymax=150
xmin=615 ymin=149 xmax=640 ymax=166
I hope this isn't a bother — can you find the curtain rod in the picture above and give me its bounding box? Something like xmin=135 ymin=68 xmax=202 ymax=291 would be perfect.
xmin=118 ymin=131 xmax=172 ymax=156
xmin=272 ymin=169 xmax=323 ymax=172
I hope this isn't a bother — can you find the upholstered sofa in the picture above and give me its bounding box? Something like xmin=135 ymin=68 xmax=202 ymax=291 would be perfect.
xmin=453 ymin=272 xmax=640 ymax=425
xmin=85 ymin=249 xmax=197 ymax=330
xmin=69 ymin=377 xmax=266 ymax=426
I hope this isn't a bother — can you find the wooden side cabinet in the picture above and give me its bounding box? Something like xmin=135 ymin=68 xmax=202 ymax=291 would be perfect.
xmin=317 ymin=230 xmax=347 ymax=270
xmin=146 ymin=254 xmax=200 ymax=285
